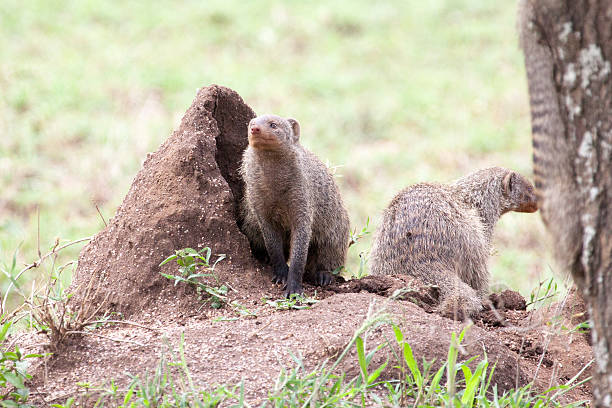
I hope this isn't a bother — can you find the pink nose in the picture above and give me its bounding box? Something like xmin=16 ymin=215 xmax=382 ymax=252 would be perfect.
xmin=250 ymin=126 xmax=260 ymax=134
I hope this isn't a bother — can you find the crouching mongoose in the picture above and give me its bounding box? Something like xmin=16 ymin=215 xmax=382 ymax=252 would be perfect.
xmin=369 ymin=167 xmax=538 ymax=318
xmin=240 ymin=114 xmax=350 ymax=296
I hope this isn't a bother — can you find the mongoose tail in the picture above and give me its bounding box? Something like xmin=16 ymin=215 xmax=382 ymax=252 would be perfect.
xmin=518 ymin=0 xmax=581 ymax=273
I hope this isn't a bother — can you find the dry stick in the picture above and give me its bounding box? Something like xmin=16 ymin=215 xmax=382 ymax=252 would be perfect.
xmin=87 ymin=319 xmax=161 ymax=332
xmin=37 ymin=207 xmax=42 ymax=260
xmin=95 ymin=203 xmax=107 ymax=227
xmin=1 ymin=236 xmax=92 ymax=312
xmin=66 ymin=331 xmax=146 ymax=347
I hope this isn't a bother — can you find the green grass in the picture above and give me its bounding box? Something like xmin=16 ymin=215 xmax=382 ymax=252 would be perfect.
xmin=1 ymin=0 xmax=555 ymax=302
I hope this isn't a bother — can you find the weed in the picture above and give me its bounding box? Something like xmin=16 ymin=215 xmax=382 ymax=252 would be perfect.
xmin=387 ymin=323 xmax=590 ymax=407
xmin=0 ymin=238 xmax=110 ymax=352
xmin=332 ymin=218 xmax=371 ymax=280
xmin=0 ymin=321 xmax=44 ymax=406
xmin=569 ymin=320 xmax=592 ymax=335
xmin=527 ymin=277 xmax=560 ymax=309
xmin=348 ymin=217 xmax=370 ymax=248
xmin=264 ymin=293 xmax=319 ymax=311
xmin=160 ymin=247 xmax=228 ymax=309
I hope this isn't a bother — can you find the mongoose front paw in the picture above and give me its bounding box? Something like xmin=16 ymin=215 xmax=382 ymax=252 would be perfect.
xmin=315 ymin=271 xmax=333 ymax=286
xmin=284 ymin=279 xmax=303 ymax=297
xmin=272 ymin=264 xmax=289 ymax=284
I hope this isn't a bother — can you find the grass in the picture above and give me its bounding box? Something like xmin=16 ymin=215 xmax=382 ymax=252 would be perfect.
xmin=1 ymin=0 xmax=557 ymax=305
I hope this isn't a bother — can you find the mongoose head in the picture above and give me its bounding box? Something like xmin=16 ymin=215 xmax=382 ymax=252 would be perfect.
xmin=248 ymin=115 xmax=300 ymax=151
xmin=501 ymin=171 xmax=538 ymax=213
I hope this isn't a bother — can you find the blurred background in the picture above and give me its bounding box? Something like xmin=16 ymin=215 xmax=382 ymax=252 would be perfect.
xmin=0 ymin=0 xmax=560 ymax=308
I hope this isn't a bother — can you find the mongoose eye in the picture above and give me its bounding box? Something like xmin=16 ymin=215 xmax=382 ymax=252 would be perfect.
xmin=269 ymin=122 xmax=277 ymax=129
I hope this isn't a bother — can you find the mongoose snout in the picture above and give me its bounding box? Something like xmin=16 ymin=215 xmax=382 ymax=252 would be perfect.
xmin=248 ymin=117 xmax=284 ymax=150
xmin=502 ymin=171 xmax=538 ymax=213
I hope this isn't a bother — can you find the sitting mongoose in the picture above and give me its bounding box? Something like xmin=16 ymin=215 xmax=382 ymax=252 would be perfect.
xmin=369 ymin=167 xmax=538 ymax=319
xmin=240 ymin=114 xmax=350 ymax=296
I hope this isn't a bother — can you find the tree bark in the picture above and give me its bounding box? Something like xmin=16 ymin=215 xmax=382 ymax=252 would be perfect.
xmin=519 ymin=0 xmax=612 ymax=405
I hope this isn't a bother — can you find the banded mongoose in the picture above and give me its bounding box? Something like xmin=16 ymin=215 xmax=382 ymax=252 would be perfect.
xmin=240 ymin=114 xmax=350 ymax=296
xmin=369 ymin=167 xmax=538 ymax=318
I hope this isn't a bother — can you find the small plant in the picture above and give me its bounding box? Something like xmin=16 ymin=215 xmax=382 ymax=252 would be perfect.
xmin=330 ymin=218 xmax=371 ymax=280
xmin=160 ymin=247 xmax=228 ymax=309
xmin=348 ymin=217 xmax=370 ymax=248
xmin=569 ymin=320 xmax=592 ymax=334
xmin=527 ymin=276 xmax=559 ymax=309
xmin=1 ymin=238 xmax=107 ymax=353
xmin=0 ymin=321 xmax=44 ymax=406
xmin=265 ymin=293 xmax=318 ymax=311
xmin=386 ymin=323 xmax=591 ymax=407
xmin=334 ymin=251 xmax=369 ymax=280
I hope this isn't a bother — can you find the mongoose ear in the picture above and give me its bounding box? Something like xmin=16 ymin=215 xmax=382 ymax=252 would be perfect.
xmin=503 ymin=172 xmax=516 ymax=195
xmin=287 ymin=118 xmax=300 ymax=142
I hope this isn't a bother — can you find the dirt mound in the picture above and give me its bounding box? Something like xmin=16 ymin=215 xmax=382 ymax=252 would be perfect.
xmin=71 ymin=85 xmax=258 ymax=317
xmin=33 ymin=85 xmax=592 ymax=405
xmin=29 ymin=293 xmax=526 ymax=403
xmin=24 ymin=287 xmax=593 ymax=405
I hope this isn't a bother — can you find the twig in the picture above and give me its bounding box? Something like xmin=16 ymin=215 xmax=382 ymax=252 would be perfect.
xmin=95 ymin=203 xmax=107 ymax=227
xmin=87 ymin=319 xmax=161 ymax=332
xmin=37 ymin=207 xmax=41 ymax=260
xmin=66 ymin=331 xmax=146 ymax=347
xmin=2 ymin=236 xmax=92 ymax=312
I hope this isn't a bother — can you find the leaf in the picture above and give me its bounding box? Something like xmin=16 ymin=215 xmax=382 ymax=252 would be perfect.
xmin=159 ymin=254 xmax=178 ymax=266
xmin=4 ymin=371 xmax=25 ymax=389
xmin=392 ymin=324 xmax=403 ymax=344
xmin=200 ymin=247 xmax=212 ymax=264
xmin=356 ymin=336 xmax=367 ymax=382
xmin=403 ymin=342 xmax=422 ymax=385
xmin=426 ymin=364 xmax=446 ymax=401
xmin=461 ymin=364 xmax=473 ymax=383
xmin=123 ymin=385 xmax=135 ymax=404
xmin=461 ymin=359 xmax=487 ymax=406
xmin=366 ymin=342 xmax=386 ymax=366
xmin=0 ymin=322 xmax=11 ymax=343
xmin=367 ymin=359 xmax=388 ymax=385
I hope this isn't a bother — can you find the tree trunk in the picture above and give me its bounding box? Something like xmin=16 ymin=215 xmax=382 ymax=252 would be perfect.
xmin=519 ymin=0 xmax=612 ymax=405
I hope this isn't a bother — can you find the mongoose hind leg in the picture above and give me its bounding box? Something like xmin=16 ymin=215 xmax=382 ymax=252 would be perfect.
xmin=434 ymin=273 xmax=484 ymax=320
xmin=315 ymin=271 xmax=333 ymax=286
xmin=304 ymin=269 xmax=333 ymax=286
xmin=240 ymin=204 xmax=269 ymax=263
xmin=304 ymin=243 xmax=338 ymax=287
xmin=250 ymin=241 xmax=269 ymax=264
